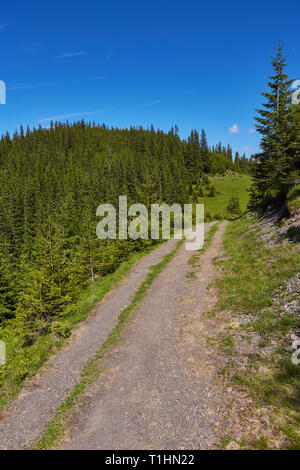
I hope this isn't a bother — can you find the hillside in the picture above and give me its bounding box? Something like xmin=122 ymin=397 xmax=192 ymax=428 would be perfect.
xmin=0 ymin=0 xmax=299 ymax=453
xmin=199 ymin=173 xmax=252 ymax=220
xmin=0 ymin=122 xmax=250 ymax=412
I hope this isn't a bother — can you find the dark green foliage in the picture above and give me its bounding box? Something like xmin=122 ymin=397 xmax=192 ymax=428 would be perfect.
xmin=289 ymin=103 xmax=300 ymax=176
xmin=234 ymin=152 xmax=240 ymax=172
xmin=0 ymin=250 xmax=16 ymax=323
xmin=0 ymin=121 xmax=250 ymax=340
xmin=207 ymin=185 xmax=216 ymax=197
xmin=226 ymin=194 xmax=242 ymax=217
xmin=197 ymin=186 xmax=204 ymax=197
xmin=200 ymin=129 xmax=210 ymax=173
xmin=250 ymin=42 xmax=300 ymax=208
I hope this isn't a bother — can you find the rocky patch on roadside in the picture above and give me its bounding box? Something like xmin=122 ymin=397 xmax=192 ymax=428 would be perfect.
xmin=254 ymin=206 xmax=300 ymax=248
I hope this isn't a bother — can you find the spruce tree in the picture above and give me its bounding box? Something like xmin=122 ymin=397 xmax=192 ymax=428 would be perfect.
xmin=200 ymin=129 xmax=210 ymax=172
xmin=234 ymin=152 xmax=241 ymax=172
xmin=197 ymin=186 xmax=204 ymax=197
xmin=226 ymin=194 xmax=241 ymax=217
xmin=251 ymin=41 xmax=294 ymax=207
xmin=0 ymin=250 xmax=16 ymax=322
xmin=208 ymin=185 xmax=216 ymax=197
xmin=288 ymin=103 xmax=300 ymax=179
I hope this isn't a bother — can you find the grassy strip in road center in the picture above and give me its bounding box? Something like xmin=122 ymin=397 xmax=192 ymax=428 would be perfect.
xmin=188 ymin=221 xmax=220 ymax=269
xmin=32 ymin=238 xmax=185 ymax=450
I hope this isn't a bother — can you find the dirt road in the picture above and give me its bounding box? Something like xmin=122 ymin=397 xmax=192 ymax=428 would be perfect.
xmin=0 ymin=222 xmax=229 ymax=450
xmin=60 ymin=222 xmax=227 ymax=449
xmin=0 ymin=235 xmax=180 ymax=449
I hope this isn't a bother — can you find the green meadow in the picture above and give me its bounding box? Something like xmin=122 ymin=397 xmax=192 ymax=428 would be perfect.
xmin=199 ymin=173 xmax=252 ymax=219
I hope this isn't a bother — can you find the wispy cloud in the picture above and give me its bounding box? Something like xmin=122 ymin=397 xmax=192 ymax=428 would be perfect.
xmin=8 ymin=84 xmax=34 ymax=91
xmin=55 ymin=51 xmax=88 ymax=59
xmin=38 ymin=109 xmax=106 ymax=123
xmin=105 ymin=53 xmax=115 ymax=60
xmin=145 ymin=99 xmax=160 ymax=106
xmin=248 ymin=128 xmax=255 ymax=134
xmin=90 ymin=76 xmax=105 ymax=80
xmin=229 ymin=124 xmax=240 ymax=134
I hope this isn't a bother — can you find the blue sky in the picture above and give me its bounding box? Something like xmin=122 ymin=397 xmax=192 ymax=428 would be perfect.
xmin=0 ymin=0 xmax=299 ymax=156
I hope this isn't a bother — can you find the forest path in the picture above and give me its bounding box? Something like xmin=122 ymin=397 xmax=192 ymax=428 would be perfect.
xmin=0 ymin=234 xmax=184 ymax=450
xmin=60 ymin=222 xmax=228 ymax=450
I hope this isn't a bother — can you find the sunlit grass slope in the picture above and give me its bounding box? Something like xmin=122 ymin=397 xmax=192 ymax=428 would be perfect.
xmin=200 ymin=173 xmax=252 ymax=219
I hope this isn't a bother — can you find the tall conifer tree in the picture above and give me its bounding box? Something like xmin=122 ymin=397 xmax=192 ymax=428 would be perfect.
xmin=250 ymin=41 xmax=294 ymax=207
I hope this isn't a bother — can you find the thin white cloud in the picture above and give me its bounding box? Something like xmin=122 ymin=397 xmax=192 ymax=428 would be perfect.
xmin=249 ymin=128 xmax=255 ymax=134
xmin=145 ymin=99 xmax=160 ymax=106
xmin=90 ymin=76 xmax=105 ymax=80
xmin=38 ymin=109 xmax=106 ymax=123
xmin=244 ymin=146 xmax=251 ymax=153
xmin=55 ymin=51 xmax=88 ymax=59
xmin=0 ymin=25 xmax=4 ymax=30
xmin=8 ymin=84 xmax=34 ymax=91
xmin=229 ymin=124 xmax=240 ymax=134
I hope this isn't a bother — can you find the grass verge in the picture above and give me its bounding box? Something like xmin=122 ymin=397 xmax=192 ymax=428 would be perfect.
xmin=215 ymin=215 xmax=300 ymax=449
xmin=32 ymin=239 xmax=184 ymax=450
xmin=200 ymin=173 xmax=252 ymax=220
xmin=188 ymin=222 xmax=220 ymax=268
